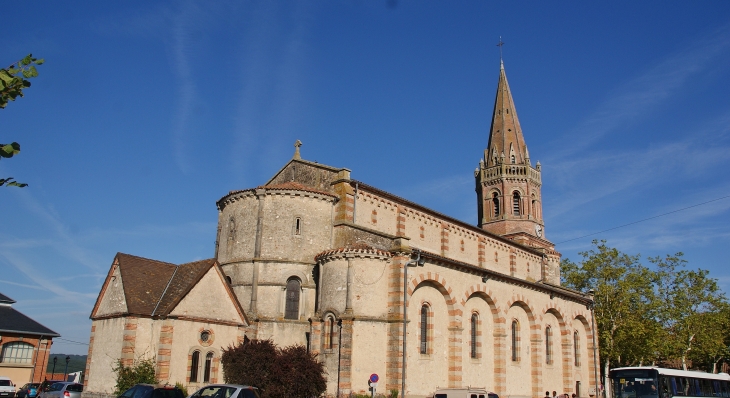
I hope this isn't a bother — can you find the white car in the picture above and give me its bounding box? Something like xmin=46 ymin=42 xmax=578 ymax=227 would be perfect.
xmin=0 ymin=377 xmax=16 ymax=398
xmin=189 ymin=384 xmax=260 ymax=398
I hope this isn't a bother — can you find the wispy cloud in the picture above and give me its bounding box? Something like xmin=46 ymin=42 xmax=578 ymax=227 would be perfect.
xmin=7 ymin=189 xmax=102 ymax=272
xmin=230 ymin=2 xmax=313 ymax=182
xmin=550 ymin=22 xmax=730 ymax=157
xmin=170 ymin=1 xmax=200 ymax=174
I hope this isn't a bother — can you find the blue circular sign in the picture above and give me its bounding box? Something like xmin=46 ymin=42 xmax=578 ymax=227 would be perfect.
xmin=369 ymin=374 xmax=379 ymax=383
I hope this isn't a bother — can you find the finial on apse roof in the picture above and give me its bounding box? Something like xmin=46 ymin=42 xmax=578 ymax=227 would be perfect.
xmin=293 ymin=139 xmax=302 ymax=159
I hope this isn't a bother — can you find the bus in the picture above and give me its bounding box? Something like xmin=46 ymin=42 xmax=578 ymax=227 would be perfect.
xmin=609 ymin=367 xmax=730 ymax=398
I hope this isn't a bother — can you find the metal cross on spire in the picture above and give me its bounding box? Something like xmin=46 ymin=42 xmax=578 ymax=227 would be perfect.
xmin=496 ymin=36 xmax=505 ymax=63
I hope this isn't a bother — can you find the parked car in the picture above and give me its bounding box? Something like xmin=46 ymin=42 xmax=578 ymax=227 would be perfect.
xmin=36 ymin=381 xmax=63 ymax=398
xmin=117 ymin=384 xmax=184 ymax=398
xmin=37 ymin=382 xmax=82 ymax=398
xmin=0 ymin=377 xmax=16 ymax=398
xmin=430 ymin=388 xmax=499 ymax=398
xmin=189 ymin=384 xmax=260 ymax=398
xmin=16 ymin=383 xmax=40 ymax=398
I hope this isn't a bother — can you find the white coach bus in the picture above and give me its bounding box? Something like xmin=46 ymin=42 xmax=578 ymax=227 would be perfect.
xmin=609 ymin=367 xmax=730 ymax=398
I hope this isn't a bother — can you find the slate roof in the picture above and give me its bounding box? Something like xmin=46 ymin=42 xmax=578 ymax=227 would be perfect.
xmin=0 ymin=292 xmax=15 ymax=304
xmin=93 ymin=254 xmax=245 ymax=324
xmin=116 ymin=253 xmax=177 ymax=316
xmin=0 ymin=295 xmax=60 ymax=337
xmin=152 ymin=258 xmax=217 ymax=316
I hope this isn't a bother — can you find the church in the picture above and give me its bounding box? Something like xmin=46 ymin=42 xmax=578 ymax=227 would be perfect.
xmin=84 ymin=62 xmax=598 ymax=398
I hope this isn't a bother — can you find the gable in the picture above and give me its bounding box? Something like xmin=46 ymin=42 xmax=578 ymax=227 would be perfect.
xmin=266 ymin=159 xmax=346 ymax=193
xmin=169 ymin=266 xmax=246 ymax=324
xmin=94 ymin=264 xmax=128 ymax=317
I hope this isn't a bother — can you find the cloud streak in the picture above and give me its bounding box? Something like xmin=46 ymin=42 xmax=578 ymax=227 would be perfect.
xmin=550 ymin=22 xmax=730 ymax=158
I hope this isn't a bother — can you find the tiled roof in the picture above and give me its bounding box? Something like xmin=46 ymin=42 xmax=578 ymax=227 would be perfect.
xmin=262 ymin=181 xmax=337 ymax=198
xmin=116 ymin=253 xmax=177 ymax=316
xmin=316 ymin=244 xmax=392 ymax=260
xmin=0 ymin=304 xmax=60 ymax=337
xmin=152 ymin=259 xmax=216 ymax=316
xmin=96 ymin=254 xmax=244 ymax=322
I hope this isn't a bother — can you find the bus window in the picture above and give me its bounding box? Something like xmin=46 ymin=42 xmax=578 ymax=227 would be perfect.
xmin=695 ymin=379 xmax=702 ymax=397
xmin=722 ymin=381 xmax=730 ymax=397
xmin=659 ymin=377 xmax=670 ymax=398
xmin=702 ymin=379 xmax=713 ymax=397
xmin=712 ymin=381 xmax=720 ymax=397
xmin=671 ymin=378 xmax=682 ymax=396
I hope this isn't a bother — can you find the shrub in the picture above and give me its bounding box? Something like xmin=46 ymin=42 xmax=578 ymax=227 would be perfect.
xmin=113 ymin=358 xmax=158 ymax=395
xmin=222 ymin=339 xmax=326 ymax=398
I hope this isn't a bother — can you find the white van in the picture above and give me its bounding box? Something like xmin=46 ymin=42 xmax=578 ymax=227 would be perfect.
xmin=0 ymin=377 xmax=16 ymax=398
xmin=430 ymin=388 xmax=499 ymax=398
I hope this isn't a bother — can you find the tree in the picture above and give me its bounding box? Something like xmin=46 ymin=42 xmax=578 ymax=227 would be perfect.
xmin=221 ymin=339 xmax=327 ymax=398
xmin=1 ymin=54 xmax=44 ymax=188
xmin=653 ymin=253 xmax=728 ymax=370
xmin=112 ymin=358 xmax=158 ymax=395
xmin=561 ymin=241 xmax=662 ymax=385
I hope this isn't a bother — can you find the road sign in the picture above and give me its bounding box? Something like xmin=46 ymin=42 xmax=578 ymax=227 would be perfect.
xmin=369 ymin=374 xmax=379 ymax=383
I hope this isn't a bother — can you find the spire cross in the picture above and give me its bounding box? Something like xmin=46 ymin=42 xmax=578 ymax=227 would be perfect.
xmin=496 ymin=37 xmax=505 ymax=62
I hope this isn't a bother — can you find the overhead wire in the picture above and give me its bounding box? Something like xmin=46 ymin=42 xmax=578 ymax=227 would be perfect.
xmin=556 ymin=194 xmax=730 ymax=244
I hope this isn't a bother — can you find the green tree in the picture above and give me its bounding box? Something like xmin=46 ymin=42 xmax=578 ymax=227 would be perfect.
xmin=561 ymin=241 xmax=661 ymax=384
xmin=1 ymin=54 xmax=44 ymax=188
xmin=653 ymin=253 xmax=728 ymax=370
xmin=113 ymin=358 xmax=158 ymax=395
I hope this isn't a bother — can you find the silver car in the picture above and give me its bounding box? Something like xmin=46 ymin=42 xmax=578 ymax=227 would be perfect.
xmin=38 ymin=383 xmax=82 ymax=398
xmin=189 ymin=385 xmax=260 ymax=398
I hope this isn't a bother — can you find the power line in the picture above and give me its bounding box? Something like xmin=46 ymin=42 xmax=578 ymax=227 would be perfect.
xmin=54 ymin=338 xmax=88 ymax=346
xmin=556 ymin=194 xmax=730 ymax=244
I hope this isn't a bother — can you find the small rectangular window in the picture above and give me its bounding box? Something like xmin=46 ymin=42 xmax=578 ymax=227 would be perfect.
xmin=294 ymin=218 xmax=301 ymax=235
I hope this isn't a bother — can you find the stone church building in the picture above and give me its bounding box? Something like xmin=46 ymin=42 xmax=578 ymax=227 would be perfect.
xmin=84 ymin=62 xmax=598 ymax=398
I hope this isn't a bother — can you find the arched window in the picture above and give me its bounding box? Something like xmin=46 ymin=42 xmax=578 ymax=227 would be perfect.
xmin=190 ymin=350 xmax=200 ymax=382
xmin=285 ymin=278 xmax=301 ymax=320
xmin=574 ymin=330 xmax=581 ymax=366
xmin=420 ymin=305 xmax=429 ymax=354
xmin=0 ymin=342 xmax=34 ymax=363
xmin=545 ymin=326 xmax=552 ymax=364
xmin=324 ymin=316 xmax=335 ymax=350
xmin=511 ymin=320 xmax=519 ymax=362
xmin=511 ymin=154 xmax=516 ymax=164
xmin=492 ymin=193 xmax=500 ymax=217
xmin=471 ymin=313 xmax=478 ymax=359
xmin=294 ymin=217 xmax=302 ymax=235
xmin=323 ymin=317 xmax=331 ymax=349
xmin=513 ymin=192 xmax=521 ymax=215
xmin=203 ymin=352 xmax=213 ymax=382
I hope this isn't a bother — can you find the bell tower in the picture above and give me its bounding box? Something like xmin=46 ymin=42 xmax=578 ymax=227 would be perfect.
xmin=476 ymin=61 xmax=550 ymax=249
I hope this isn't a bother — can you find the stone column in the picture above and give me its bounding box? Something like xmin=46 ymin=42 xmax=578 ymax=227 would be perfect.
xmin=338 ymin=319 xmax=354 ymax=394
xmin=493 ymin=325 xmax=507 ymax=397
xmin=121 ymin=317 xmax=138 ymax=366
xmin=448 ymin=326 xmax=464 ymax=388
xmin=155 ymin=320 xmax=174 ymax=382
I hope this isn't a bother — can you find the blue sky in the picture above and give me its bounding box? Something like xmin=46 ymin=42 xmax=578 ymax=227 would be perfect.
xmin=2 ymin=1 xmax=730 ymax=355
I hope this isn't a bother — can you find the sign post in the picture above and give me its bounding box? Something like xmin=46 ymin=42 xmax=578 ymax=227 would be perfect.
xmin=369 ymin=374 xmax=379 ymax=398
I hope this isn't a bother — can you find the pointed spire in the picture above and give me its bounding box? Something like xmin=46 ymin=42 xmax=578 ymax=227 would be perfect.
xmin=485 ymin=61 xmax=528 ymax=167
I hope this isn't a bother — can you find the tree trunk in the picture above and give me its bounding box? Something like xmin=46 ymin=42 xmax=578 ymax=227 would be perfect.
xmin=604 ymin=359 xmax=611 ymax=398
xmin=681 ymin=355 xmax=687 ymax=371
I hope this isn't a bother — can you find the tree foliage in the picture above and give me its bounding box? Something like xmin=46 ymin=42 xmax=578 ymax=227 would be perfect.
xmin=1 ymin=54 xmax=44 ymax=188
xmin=221 ymin=339 xmax=327 ymax=398
xmin=113 ymin=358 xmax=158 ymax=395
xmin=561 ymin=240 xmax=729 ymax=375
